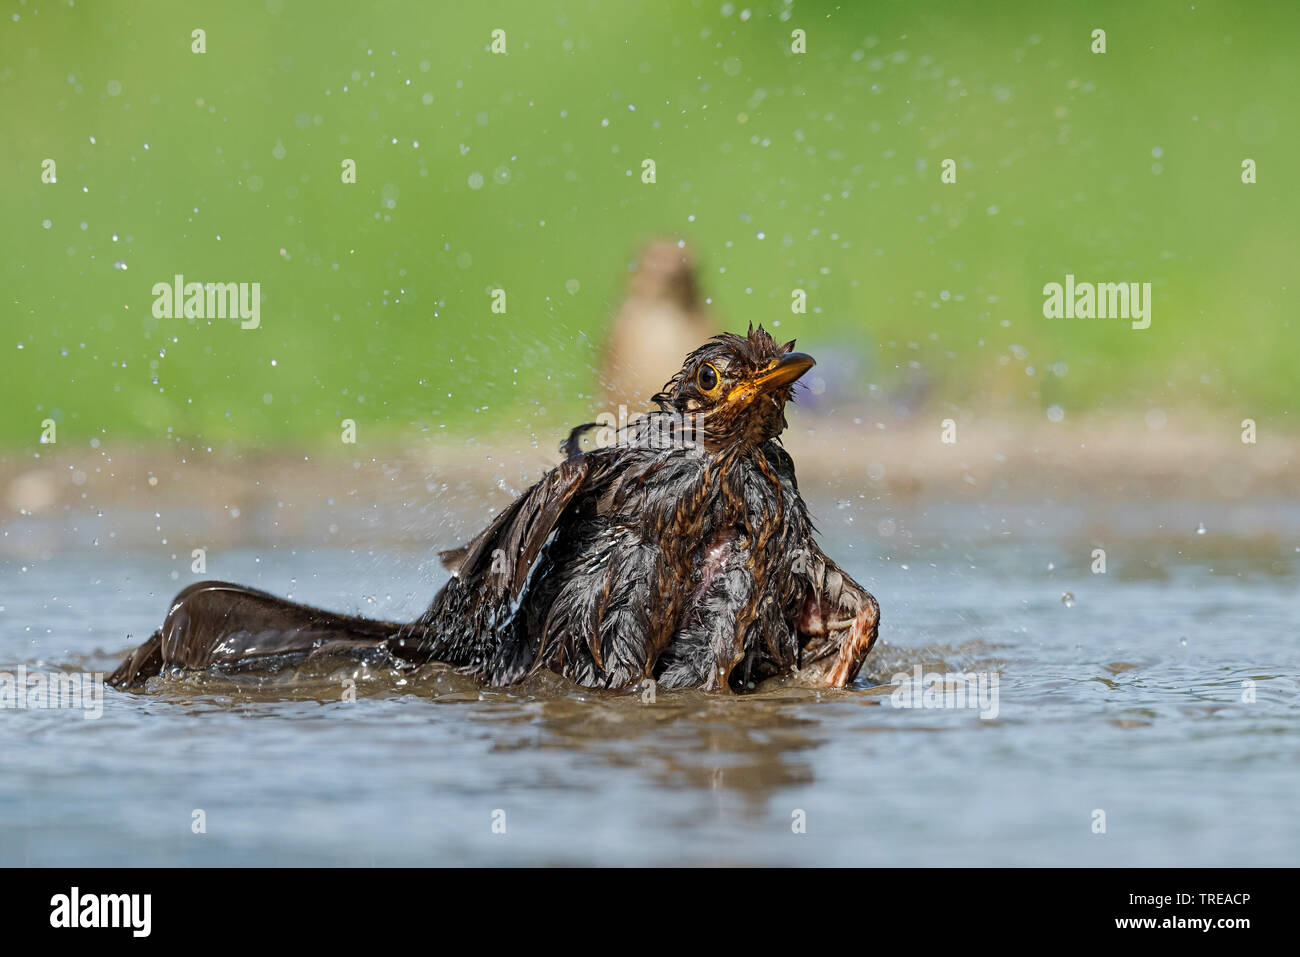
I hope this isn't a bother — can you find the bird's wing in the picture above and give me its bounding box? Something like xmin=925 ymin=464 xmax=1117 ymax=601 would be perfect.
xmin=438 ymin=454 xmax=595 ymax=602
xmin=417 ymin=452 xmax=610 ymax=683
xmin=795 ymin=546 xmax=880 ymax=688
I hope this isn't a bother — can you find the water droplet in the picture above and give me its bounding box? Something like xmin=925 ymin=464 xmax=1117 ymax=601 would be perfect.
xmin=1061 ymin=592 xmax=1075 ymax=607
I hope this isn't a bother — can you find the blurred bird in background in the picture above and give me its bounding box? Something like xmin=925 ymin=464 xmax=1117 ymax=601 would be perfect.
xmin=601 ymin=239 xmax=720 ymax=412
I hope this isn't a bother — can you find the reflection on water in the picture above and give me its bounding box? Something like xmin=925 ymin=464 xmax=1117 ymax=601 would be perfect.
xmin=1 ymin=499 xmax=1298 ymax=865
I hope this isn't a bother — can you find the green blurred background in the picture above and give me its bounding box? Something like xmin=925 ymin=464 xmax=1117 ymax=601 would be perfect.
xmin=2 ymin=0 xmax=1296 ymax=450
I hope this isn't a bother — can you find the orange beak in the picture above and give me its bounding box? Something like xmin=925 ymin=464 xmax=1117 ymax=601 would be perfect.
xmin=726 ymin=352 xmax=816 ymax=404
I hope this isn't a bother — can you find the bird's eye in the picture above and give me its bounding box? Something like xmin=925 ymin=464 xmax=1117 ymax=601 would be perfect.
xmin=697 ymin=363 xmax=719 ymax=392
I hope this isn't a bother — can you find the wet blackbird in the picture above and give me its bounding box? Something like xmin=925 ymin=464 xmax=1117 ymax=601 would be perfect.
xmin=109 ymin=326 xmax=880 ymax=693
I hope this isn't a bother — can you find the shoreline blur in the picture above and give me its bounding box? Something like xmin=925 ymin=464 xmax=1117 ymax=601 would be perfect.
xmin=4 ymin=411 xmax=1296 ymax=559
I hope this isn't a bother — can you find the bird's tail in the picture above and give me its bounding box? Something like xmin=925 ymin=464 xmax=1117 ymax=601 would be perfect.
xmin=108 ymin=630 xmax=164 ymax=688
xmin=107 ymin=581 xmax=411 ymax=689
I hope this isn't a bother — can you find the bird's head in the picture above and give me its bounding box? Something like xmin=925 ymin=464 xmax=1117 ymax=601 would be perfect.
xmin=652 ymin=324 xmax=815 ymax=451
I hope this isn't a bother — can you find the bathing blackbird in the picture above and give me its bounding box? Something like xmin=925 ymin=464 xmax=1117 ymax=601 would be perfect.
xmin=109 ymin=326 xmax=880 ymax=693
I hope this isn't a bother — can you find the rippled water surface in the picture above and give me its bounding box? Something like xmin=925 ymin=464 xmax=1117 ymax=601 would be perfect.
xmin=2 ymin=495 xmax=1297 ymax=866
